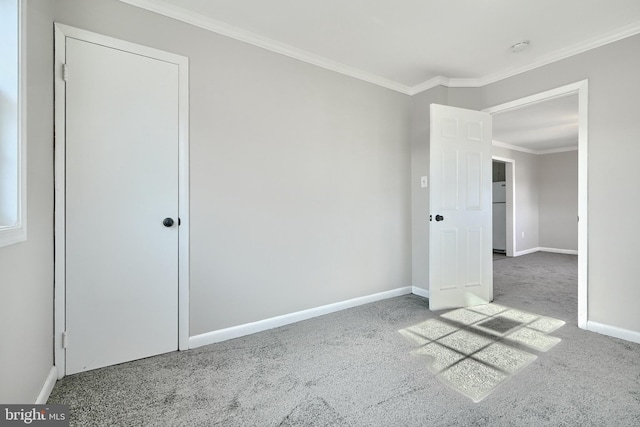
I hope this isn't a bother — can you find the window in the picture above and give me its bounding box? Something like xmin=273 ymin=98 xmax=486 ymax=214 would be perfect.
xmin=0 ymin=0 xmax=26 ymax=247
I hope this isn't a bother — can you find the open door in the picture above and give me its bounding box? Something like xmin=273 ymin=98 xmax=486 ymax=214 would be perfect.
xmin=429 ymin=104 xmax=493 ymax=310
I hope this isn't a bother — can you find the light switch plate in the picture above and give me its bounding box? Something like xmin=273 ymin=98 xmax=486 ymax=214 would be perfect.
xmin=421 ymin=176 xmax=428 ymax=188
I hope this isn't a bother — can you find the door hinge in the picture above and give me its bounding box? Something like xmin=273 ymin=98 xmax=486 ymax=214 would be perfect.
xmin=62 ymin=331 xmax=68 ymax=349
xmin=62 ymin=63 xmax=69 ymax=82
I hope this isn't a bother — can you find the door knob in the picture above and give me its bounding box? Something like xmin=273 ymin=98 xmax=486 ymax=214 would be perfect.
xmin=163 ymin=217 xmax=174 ymax=227
xmin=435 ymin=215 xmax=444 ymax=222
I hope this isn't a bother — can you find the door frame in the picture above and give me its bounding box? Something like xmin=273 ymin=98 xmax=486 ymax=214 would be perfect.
xmin=483 ymin=79 xmax=588 ymax=329
xmin=491 ymin=157 xmax=515 ymax=257
xmin=53 ymin=24 xmax=190 ymax=378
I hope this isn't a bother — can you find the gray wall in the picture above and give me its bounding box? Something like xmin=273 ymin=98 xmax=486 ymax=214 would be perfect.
xmin=489 ymin=147 xmax=578 ymax=254
xmin=491 ymin=146 xmax=540 ymax=253
xmin=410 ymin=86 xmax=445 ymax=290
xmin=0 ymin=0 xmax=55 ymax=404
xmin=52 ymin=0 xmax=412 ymax=335
xmin=480 ymin=33 xmax=640 ymax=332
xmin=538 ymin=151 xmax=578 ymax=251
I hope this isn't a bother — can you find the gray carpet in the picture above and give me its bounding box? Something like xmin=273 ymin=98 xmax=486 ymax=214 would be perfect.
xmin=48 ymin=252 xmax=640 ymax=426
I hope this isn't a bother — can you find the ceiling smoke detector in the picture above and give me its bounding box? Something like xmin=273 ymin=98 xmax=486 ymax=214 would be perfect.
xmin=510 ymin=40 xmax=530 ymax=53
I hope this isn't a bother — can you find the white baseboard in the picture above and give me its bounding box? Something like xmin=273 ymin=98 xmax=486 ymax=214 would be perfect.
xmin=412 ymin=286 xmax=429 ymax=298
xmin=514 ymin=247 xmax=578 ymax=256
xmin=189 ymin=286 xmax=413 ymax=349
xmin=35 ymin=366 xmax=57 ymax=404
xmin=514 ymin=247 xmax=539 ymax=257
xmin=585 ymin=321 xmax=640 ymax=344
xmin=538 ymin=247 xmax=578 ymax=255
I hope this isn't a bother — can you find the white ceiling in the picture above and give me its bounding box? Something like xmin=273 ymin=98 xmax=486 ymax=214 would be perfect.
xmin=127 ymin=1 xmax=626 ymax=152
xmin=150 ymin=0 xmax=640 ymax=92
xmin=492 ymin=94 xmax=579 ymax=154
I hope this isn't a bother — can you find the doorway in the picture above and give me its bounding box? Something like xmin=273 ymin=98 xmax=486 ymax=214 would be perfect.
xmin=483 ymin=80 xmax=588 ymax=329
xmin=491 ymin=158 xmax=515 ymax=258
xmin=54 ymin=24 xmax=190 ymax=377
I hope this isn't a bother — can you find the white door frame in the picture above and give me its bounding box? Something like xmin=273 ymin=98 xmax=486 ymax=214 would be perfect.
xmin=491 ymin=157 xmax=515 ymax=257
xmin=483 ymin=80 xmax=588 ymax=329
xmin=54 ymin=23 xmax=190 ymax=378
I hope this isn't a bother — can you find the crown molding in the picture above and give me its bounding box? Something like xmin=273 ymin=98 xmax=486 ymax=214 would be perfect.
xmin=493 ymin=140 xmax=539 ymax=155
xmin=477 ymin=19 xmax=640 ymax=89
xmin=407 ymin=76 xmax=486 ymax=95
xmin=407 ymin=76 xmax=450 ymax=95
xmin=412 ymin=20 xmax=640 ymax=94
xmin=441 ymin=78 xmax=484 ymax=88
xmin=118 ymin=0 xmax=413 ymax=94
xmin=536 ymin=146 xmax=579 ymax=155
xmin=120 ymin=1 xmax=640 ymax=96
xmin=493 ymin=140 xmax=577 ymax=155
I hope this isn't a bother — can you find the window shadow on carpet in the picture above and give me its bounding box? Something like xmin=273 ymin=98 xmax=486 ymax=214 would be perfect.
xmin=398 ymin=303 xmax=565 ymax=402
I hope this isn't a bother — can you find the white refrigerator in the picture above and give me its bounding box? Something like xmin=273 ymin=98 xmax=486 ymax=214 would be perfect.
xmin=493 ymin=181 xmax=506 ymax=252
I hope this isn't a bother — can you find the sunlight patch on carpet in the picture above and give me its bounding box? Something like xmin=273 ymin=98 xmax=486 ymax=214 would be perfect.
xmin=399 ymin=303 xmax=565 ymax=403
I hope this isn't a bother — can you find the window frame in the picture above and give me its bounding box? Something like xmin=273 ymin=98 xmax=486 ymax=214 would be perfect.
xmin=0 ymin=0 xmax=27 ymax=248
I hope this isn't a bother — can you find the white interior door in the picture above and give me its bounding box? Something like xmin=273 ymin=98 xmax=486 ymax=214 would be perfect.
xmin=65 ymin=37 xmax=179 ymax=374
xmin=429 ymin=104 xmax=493 ymax=310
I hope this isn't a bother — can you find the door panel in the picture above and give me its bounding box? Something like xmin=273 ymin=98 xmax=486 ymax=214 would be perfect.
xmin=429 ymin=104 xmax=493 ymax=310
xmin=438 ymin=228 xmax=459 ymax=291
xmin=466 ymin=228 xmax=483 ymax=286
xmin=65 ymin=37 xmax=179 ymax=374
xmin=441 ymin=150 xmax=458 ymax=210
xmin=466 ymin=152 xmax=482 ymax=209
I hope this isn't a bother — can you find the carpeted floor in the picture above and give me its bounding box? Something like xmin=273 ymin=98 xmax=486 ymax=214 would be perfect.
xmin=48 ymin=252 xmax=640 ymax=426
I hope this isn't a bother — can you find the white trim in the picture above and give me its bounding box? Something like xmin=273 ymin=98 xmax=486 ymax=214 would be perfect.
xmin=0 ymin=0 xmax=27 ymax=248
xmin=119 ymin=0 xmax=411 ymax=94
xmin=54 ymin=24 xmax=190 ymax=377
xmin=492 ymin=156 xmax=516 ymax=257
xmin=513 ymin=247 xmax=579 ymax=257
xmin=35 ymin=367 xmax=57 ymax=404
xmin=484 ymin=80 xmax=588 ymax=330
xmin=577 ymin=81 xmax=589 ymax=329
xmin=53 ymin=24 xmax=65 ymax=380
xmin=492 ymin=140 xmax=578 ymax=156
xmin=119 ymin=0 xmax=640 ymax=96
xmin=483 ymin=83 xmax=583 ymax=115
xmin=514 ymin=247 xmax=540 ymax=257
xmin=537 ymin=146 xmax=579 ymax=155
xmin=407 ymin=76 xmax=451 ymax=95
xmin=586 ymin=321 xmax=640 ymax=345
xmin=407 ymin=76 xmax=488 ymax=94
xmin=189 ymin=287 xmax=413 ymax=348
xmin=440 ymin=78 xmax=484 ymax=89
xmin=539 ymin=247 xmax=578 ymax=255
xmin=177 ymin=36 xmax=190 ymax=351
xmin=493 ymin=140 xmax=539 ymax=155
xmin=411 ymin=286 xmax=429 ymax=299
